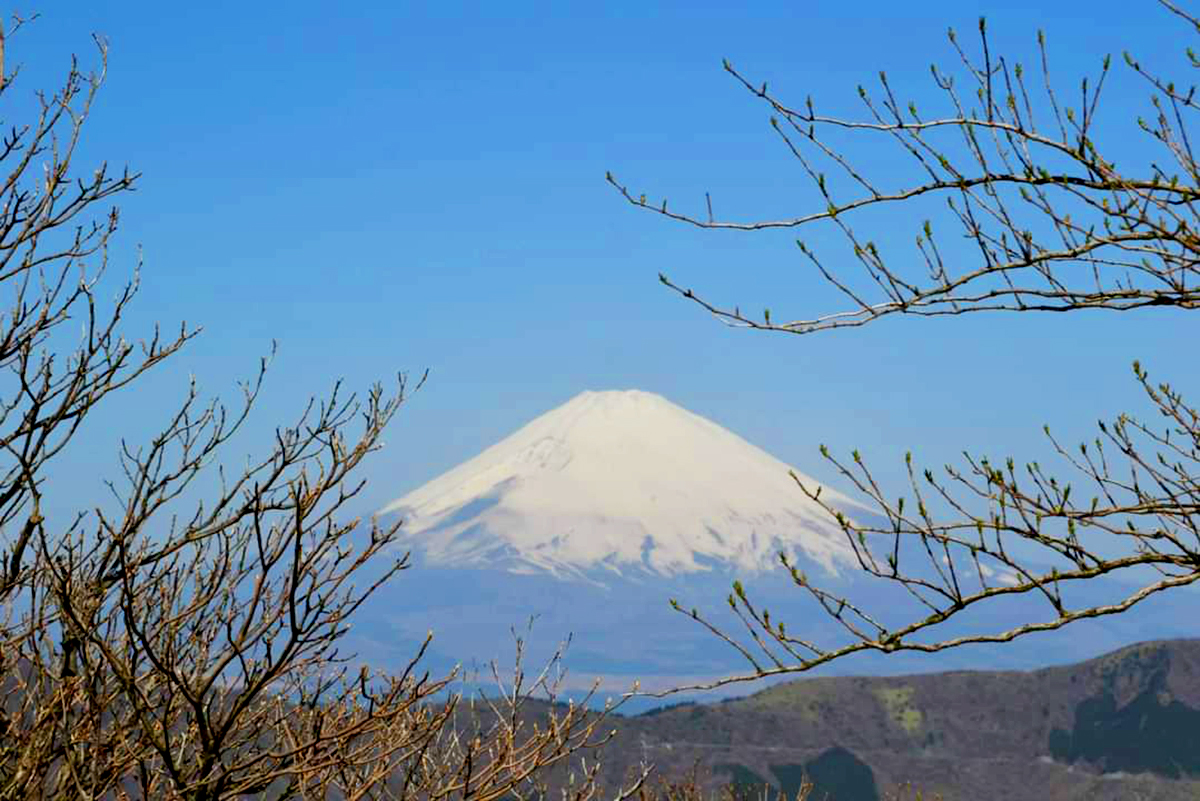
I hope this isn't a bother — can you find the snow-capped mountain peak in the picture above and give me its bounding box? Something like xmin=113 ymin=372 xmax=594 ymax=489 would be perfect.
xmin=379 ymin=390 xmax=862 ymax=580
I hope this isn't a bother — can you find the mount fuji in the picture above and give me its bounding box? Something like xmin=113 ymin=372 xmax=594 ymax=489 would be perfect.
xmin=379 ymin=389 xmax=863 ymax=583
xmin=354 ymin=390 xmax=1197 ymax=697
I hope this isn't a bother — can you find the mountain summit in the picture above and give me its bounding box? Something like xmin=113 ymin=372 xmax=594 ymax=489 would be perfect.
xmin=379 ymin=390 xmax=861 ymax=580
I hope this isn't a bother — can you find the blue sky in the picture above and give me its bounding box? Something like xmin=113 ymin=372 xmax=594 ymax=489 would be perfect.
xmin=22 ymin=1 xmax=1196 ymax=524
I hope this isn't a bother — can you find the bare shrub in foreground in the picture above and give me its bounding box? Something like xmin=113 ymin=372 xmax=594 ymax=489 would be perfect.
xmin=0 ymin=20 xmax=644 ymax=801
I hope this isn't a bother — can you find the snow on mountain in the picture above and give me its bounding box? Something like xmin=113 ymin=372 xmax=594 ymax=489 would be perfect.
xmin=379 ymin=390 xmax=866 ymax=580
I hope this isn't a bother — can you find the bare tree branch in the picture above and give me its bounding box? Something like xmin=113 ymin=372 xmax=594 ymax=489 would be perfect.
xmin=614 ymin=1 xmax=1200 ymax=694
xmin=0 ymin=23 xmax=648 ymax=801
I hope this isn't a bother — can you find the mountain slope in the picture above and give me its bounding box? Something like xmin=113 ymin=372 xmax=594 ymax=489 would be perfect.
xmin=595 ymin=638 xmax=1200 ymax=801
xmin=380 ymin=390 xmax=864 ymax=580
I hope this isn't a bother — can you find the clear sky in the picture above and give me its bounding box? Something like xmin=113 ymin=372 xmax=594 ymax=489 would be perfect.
xmin=20 ymin=1 xmax=1196 ymax=526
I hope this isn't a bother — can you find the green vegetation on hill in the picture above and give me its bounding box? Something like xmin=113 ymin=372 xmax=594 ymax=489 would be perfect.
xmin=600 ymin=640 xmax=1200 ymax=801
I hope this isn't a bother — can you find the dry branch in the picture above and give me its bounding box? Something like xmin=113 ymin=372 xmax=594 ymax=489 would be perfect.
xmin=613 ymin=1 xmax=1200 ymax=693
